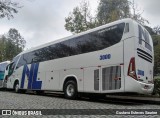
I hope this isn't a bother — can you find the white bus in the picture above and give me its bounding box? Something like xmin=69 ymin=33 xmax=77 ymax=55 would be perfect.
xmin=0 ymin=61 xmax=10 ymax=88
xmin=6 ymin=18 xmax=154 ymax=99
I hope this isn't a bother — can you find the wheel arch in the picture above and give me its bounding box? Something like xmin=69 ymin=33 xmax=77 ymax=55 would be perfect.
xmin=63 ymin=75 xmax=78 ymax=92
xmin=13 ymin=79 xmax=20 ymax=89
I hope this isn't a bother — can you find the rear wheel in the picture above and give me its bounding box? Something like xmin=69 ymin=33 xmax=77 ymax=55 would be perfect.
xmin=88 ymin=94 xmax=106 ymax=100
xmin=64 ymin=80 xmax=77 ymax=99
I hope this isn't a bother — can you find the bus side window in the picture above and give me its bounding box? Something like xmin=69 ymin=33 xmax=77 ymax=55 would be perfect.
xmin=124 ymin=23 xmax=129 ymax=33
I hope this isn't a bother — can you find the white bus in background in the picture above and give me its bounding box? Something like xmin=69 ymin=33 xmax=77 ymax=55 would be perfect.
xmin=0 ymin=61 xmax=10 ymax=88
xmin=6 ymin=18 xmax=154 ymax=99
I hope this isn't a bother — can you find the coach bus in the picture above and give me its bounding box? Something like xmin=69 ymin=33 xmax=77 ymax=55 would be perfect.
xmin=0 ymin=61 xmax=10 ymax=88
xmin=6 ymin=18 xmax=154 ymax=99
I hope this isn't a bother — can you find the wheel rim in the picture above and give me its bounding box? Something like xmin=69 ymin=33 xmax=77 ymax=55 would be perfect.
xmin=15 ymin=84 xmax=19 ymax=92
xmin=66 ymin=84 xmax=75 ymax=97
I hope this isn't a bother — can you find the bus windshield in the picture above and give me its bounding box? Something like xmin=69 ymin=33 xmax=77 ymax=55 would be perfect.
xmin=0 ymin=63 xmax=8 ymax=72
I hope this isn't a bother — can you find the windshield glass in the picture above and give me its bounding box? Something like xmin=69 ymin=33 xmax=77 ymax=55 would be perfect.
xmin=12 ymin=56 xmax=20 ymax=70
xmin=0 ymin=63 xmax=8 ymax=72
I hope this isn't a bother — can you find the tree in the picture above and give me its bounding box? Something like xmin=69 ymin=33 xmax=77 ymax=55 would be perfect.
xmin=152 ymin=35 xmax=160 ymax=75
xmin=144 ymin=26 xmax=156 ymax=36
xmin=64 ymin=0 xmax=95 ymax=33
xmin=65 ymin=0 xmax=131 ymax=33
xmin=0 ymin=0 xmax=21 ymax=19
xmin=153 ymin=26 xmax=160 ymax=35
xmin=129 ymin=0 xmax=149 ymax=25
xmin=65 ymin=0 xmax=150 ymax=34
xmin=97 ymin=0 xmax=130 ymax=25
xmin=0 ymin=28 xmax=26 ymax=61
xmin=0 ymin=35 xmax=7 ymax=61
xmin=7 ymin=28 xmax=26 ymax=55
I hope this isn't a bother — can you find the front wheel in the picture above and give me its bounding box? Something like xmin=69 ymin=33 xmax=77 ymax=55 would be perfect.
xmin=14 ymin=82 xmax=20 ymax=93
xmin=64 ymin=80 xmax=77 ymax=99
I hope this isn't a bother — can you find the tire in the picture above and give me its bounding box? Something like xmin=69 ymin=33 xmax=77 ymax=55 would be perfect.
xmin=20 ymin=89 xmax=26 ymax=94
xmin=36 ymin=90 xmax=44 ymax=95
xmin=64 ymin=80 xmax=77 ymax=99
xmin=89 ymin=94 xmax=106 ymax=100
xmin=14 ymin=82 xmax=20 ymax=93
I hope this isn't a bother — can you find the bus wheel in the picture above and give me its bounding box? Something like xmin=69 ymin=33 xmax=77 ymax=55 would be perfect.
xmin=14 ymin=82 xmax=20 ymax=93
xmin=36 ymin=90 xmax=44 ymax=95
xmin=64 ymin=80 xmax=77 ymax=99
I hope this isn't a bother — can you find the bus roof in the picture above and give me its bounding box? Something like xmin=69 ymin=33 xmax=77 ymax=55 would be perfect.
xmin=18 ymin=18 xmax=135 ymax=56
xmin=0 ymin=61 xmax=10 ymax=65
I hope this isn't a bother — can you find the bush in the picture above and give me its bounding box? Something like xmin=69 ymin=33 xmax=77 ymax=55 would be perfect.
xmin=153 ymin=78 xmax=160 ymax=96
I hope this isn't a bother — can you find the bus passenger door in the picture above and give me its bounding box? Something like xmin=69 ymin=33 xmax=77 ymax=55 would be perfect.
xmin=6 ymin=62 xmax=14 ymax=88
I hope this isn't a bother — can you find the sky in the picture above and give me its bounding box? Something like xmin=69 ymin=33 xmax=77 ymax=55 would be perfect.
xmin=0 ymin=0 xmax=159 ymax=50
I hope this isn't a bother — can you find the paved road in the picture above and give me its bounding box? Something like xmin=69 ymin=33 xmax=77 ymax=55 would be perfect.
xmin=0 ymin=91 xmax=159 ymax=118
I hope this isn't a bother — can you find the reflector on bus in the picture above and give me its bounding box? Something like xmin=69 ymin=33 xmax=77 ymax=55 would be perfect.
xmin=128 ymin=57 xmax=137 ymax=80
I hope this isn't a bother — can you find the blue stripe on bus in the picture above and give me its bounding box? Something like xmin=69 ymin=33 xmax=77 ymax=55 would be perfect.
xmin=21 ymin=65 xmax=29 ymax=88
xmin=27 ymin=63 xmax=34 ymax=89
xmin=21 ymin=63 xmax=42 ymax=90
xmin=32 ymin=63 xmax=42 ymax=89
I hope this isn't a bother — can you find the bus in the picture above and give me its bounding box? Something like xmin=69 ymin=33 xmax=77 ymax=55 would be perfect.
xmin=6 ymin=18 xmax=154 ymax=99
xmin=0 ymin=61 xmax=10 ymax=88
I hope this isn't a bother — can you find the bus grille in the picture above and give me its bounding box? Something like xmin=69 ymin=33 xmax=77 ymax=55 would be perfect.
xmin=102 ymin=66 xmax=121 ymax=90
xmin=137 ymin=48 xmax=152 ymax=63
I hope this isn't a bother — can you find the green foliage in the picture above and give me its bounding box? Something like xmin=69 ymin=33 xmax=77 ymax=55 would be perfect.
xmin=129 ymin=0 xmax=149 ymax=25
xmin=65 ymin=1 xmax=95 ymax=33
xmin=152 ymin=35 xmax=160 ymax=75
xmin=0 ymin=0 xmax=21 ymax=19
xmin=153 ymin=26 xmax=160 ymax=35
xmin=0 ymin=28 xmax=26 ymax=61
xmin=97 ymin=0 xmax=130 ymax=25
xmin=153 ymin=78 xmax=160 ymax=96
xmin=65 ymin=0 xmax=149 ymax=33
xmin=144 ymin=26 xmax=156 ymax=36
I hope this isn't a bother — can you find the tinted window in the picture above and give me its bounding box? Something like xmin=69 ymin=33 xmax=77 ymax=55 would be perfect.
xmin=16 ymin=23 xmax=125 ymax=68
xmin=92 ymin=23 xmax=125 ymax=50
xmin=12 ymin=56 xmax=20 ymax=69
xmin=16 ymin=54 xmax=28 ymax=68
xmin=69 ymin=23 xmax=125 ymax=54
xmin=138 ymin=25 xmax=152 ymax=51
xmin=0 ymin=63 xmax=8 ymax=72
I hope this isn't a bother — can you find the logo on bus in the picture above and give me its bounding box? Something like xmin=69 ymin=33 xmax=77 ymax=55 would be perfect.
xmin=100 ymin=54 xmax=111 ymax=60
xmin=20 ymin=63 xmax=42 ymax=89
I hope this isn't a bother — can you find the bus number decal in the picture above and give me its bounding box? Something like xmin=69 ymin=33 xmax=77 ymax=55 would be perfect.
xmin=100 ymin=54 xmax=111 ymax=60
xmin=20 ymin=63 xmax=42 ymax=89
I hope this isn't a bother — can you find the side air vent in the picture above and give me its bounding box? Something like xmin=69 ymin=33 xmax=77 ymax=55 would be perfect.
xmin=137 ymin=48 xmax=152 ymax=63
xmin=102 ymin=66 xmax=121 ymax=90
